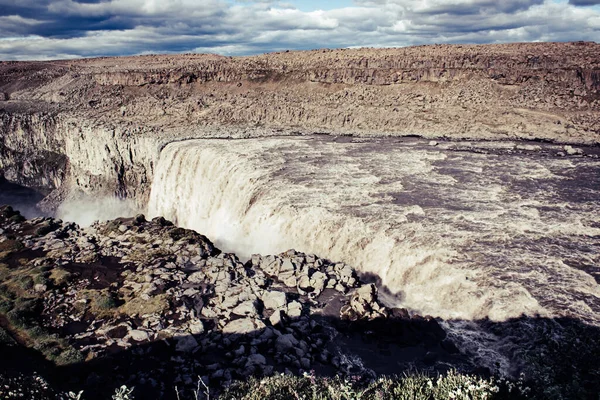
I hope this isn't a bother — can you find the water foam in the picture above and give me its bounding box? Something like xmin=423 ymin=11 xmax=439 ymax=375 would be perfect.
xmin=147 ymin=137 xmax=600 ymax=326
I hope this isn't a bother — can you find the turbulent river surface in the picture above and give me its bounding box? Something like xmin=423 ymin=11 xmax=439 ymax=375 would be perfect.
xmin=147 ymin=136 xmax=600 ymax=372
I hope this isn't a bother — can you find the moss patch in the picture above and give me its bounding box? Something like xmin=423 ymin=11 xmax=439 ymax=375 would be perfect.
xmin=119 ymin=294 xmax=169 ymax=318
xmin=49 ymin=268 xmax=72 ymax=286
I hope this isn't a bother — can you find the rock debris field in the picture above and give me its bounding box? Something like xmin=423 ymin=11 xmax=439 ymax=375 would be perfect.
xmin=0 ymin=206 xmax=463 ymax=399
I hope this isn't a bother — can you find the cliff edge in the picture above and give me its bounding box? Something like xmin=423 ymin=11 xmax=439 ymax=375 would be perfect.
xmin=0 ymin=42 xmax=598 ymax=207
xmin=1 ymin=42 xmax=599 ymax=143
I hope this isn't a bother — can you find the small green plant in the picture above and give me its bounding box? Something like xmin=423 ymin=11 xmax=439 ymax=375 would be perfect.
xmin=17 ymin=275 xmax=34 ymax=290
xmin=0 ymin=239 xmax=24 ymax=257
xmin=112 ymin=385 xmax=135 ymax=400
xmin=95 ymin=293 xmax=118 ymax=310
xmin=60 ymin=386 xmax=136 ymax=400
xmin=0 ymin=326 xmax=15 ymax=345
xmin=0 ymin=297 xmax=13 ymax=313
xmin=63 ymin=391 xmax=84 ymax=400
xmin=55 ymin=347 xmax=84 ymax=366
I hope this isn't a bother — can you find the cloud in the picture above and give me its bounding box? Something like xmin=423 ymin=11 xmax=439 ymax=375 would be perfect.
xmin=569 ymin=0 xmax=600 ymax=5
xmin=0 ymin=0 xmax=598 ymax=60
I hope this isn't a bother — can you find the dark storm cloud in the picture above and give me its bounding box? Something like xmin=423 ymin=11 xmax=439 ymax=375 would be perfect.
xmin=569 ymin=0 xmax=600 ymax=5
xmin=0 ymin=0 xmax=598 ymax=60
xmin=416 ymin=0 xmax=545 ymax=15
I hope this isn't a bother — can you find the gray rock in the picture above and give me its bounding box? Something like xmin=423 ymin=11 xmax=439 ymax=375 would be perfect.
xmin=222 ymin=318 xmax=266 ymax=335
xmin=251 ymin=254 xmax=262 ymax=265
xmin=342 ymin=283 xmax=388 ymax=320
xmin=564 ymin=145 xmax=583 ymax=155
xmin=183 ymin=287 xmax=200 ymax=297
xmin=269 ymin=309 xmax=284 ymax=327
xmin=310 ymin=271 xmax=327 ymax=293
xmin=262 ymin=291 xmax=287 ymax=310
xmin=234 ymin=345 xmax=246 ymax=357
xmin=300 ymin=357 xmax=311 ymax=369
xmin=280 ymin=259 xmax=295 ymax=273
xmin=275 ymin=333 xmax=298 ymax=353
xmin=187 ymin=271 xmax=205 ymax=283
xmin=287 ymin=301 xmax=302 ymax=318
xmin=176 ymin=335 xmax=199 ymax=353
xmin=298 ymin=275 xmax=311 ymax=290
xmin=188 ymin=320 xmax=205 ymax=335
xmin=261 ymin=255 xmax=282 ymax=275
xmin=201 ymin=307 xmax=218 ymax=319
xmin=283 ymin=276 xmax=297 ymax=288
xmin=246 ymin=353 xmax=266 ymax=366
xmin=232 ymin=300 xmax=257 ymax=317
xmin=34 ymin=283 xmax=47 ymax=293
xmin=129 ymin=330 xmax=150 ymax=342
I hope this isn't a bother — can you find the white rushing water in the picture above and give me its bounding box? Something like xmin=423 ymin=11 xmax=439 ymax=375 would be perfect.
xmin=148 ymin=137 xmax=600 ymax=328
xmin=57 ymin=196 xmax=138 ymax=227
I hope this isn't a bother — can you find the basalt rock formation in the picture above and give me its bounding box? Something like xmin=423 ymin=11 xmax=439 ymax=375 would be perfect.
xmin=0 ymin=42 xmax=599 ymax=208
xmin=0 ymin=206 xmax=463 ymax=399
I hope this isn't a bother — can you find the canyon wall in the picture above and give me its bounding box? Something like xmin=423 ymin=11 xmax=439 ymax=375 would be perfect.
xmin=0 ymin=42 xmax=598 ymax=206
xmin=0 ymin=112 xmax=158 ymax=209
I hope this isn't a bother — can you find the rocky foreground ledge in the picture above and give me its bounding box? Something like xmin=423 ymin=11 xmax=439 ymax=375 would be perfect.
xmin=0 ymin=206 xmax=465 ymax=399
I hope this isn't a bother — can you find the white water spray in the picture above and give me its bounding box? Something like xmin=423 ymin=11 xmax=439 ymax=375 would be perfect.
xmin=147 ymin=137 xmax=600 ymax=325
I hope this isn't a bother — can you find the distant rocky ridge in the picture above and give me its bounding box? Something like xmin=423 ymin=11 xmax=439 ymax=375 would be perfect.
xmin=0 ymin=42 xmax=599 ymax=210
xmin=0 ymin=205 xmax=463 ymax=399
xmin=1 ymin=42 xmax=599 ymax=144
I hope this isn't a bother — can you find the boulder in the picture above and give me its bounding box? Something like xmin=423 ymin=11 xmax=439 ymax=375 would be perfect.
xmin=283 ymin=276 xmax=297 ymax=288
xmin=232 ymin=301 xmax=257 ymax=317
xmin=34 ymin=283 xmax=47 ymax=293
xmin=262 ymin=291 xmax=287 ymax=310
xmin=309 ymin=271 xmax=327 ymax=293
xmin=222 ymin=318 xmax=265 ymax=335
xmin=280 ymin=259 xmax=295 ymax=273
xmin=245 ymin=353 xmax=266 ymax=366
xmin=176 ymin=335 xmax=199 ymax=352
xmin=287 ymin=301 xmax=303 ymax=318
xmin=564 ymin=145 xmax=583 ymax=155
xmin=188 ymin=320 xmax=205 ymax=335
xmin=129 ymin=330 xmax=150 ymax=342
xmin=275 ymin=333 xmax=298 ymax=353
xmin=269 ymin=309 xmax=285 ymax=327
xmin=341 ymin=284 xmax=387 ymax=321
xmin=261 ymin=255 xmax=282 ymax=275
xmin=297 ymin=275 xmax=311 ymax=291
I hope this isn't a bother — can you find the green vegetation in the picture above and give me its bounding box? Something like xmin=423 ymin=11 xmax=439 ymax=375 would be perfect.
xmin=218 ymin=372 xmax=529 ymax=400
xmin=0 ymin=260 xmax=84 ymax=367
xmin=50 ymin=268 xmax=72 ymax=286
xmin=0 ymin=238 xmax=24 ymax=259
xmin=0 ymin=371 xmax=534 ymax=400
xmin=0 ymin=326 xmax=16 ymax=345
xmin=118 ymin=293 xmax=169 ymax=318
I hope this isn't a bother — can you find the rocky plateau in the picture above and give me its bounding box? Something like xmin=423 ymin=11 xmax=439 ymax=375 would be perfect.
xmin=0 ymin=42 xmax=599 ymax=210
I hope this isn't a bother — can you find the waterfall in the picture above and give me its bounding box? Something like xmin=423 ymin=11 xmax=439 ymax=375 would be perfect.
xmin=147 ymin=137 xmax=600 ymax=324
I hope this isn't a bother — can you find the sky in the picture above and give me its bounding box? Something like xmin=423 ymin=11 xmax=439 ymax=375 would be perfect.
xmin=0 ymin=0 xmax=599 ymax=60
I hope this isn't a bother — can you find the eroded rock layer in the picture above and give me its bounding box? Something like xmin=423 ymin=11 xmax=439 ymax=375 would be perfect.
xmin=0 ymin=42 xmax=599 ymax=206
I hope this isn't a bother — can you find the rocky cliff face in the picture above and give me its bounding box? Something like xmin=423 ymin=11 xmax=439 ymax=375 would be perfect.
xmin=0 ymin=112 xmax=157 ymax=210
xmin=0 ymin=42 xmax=598 ymax=208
